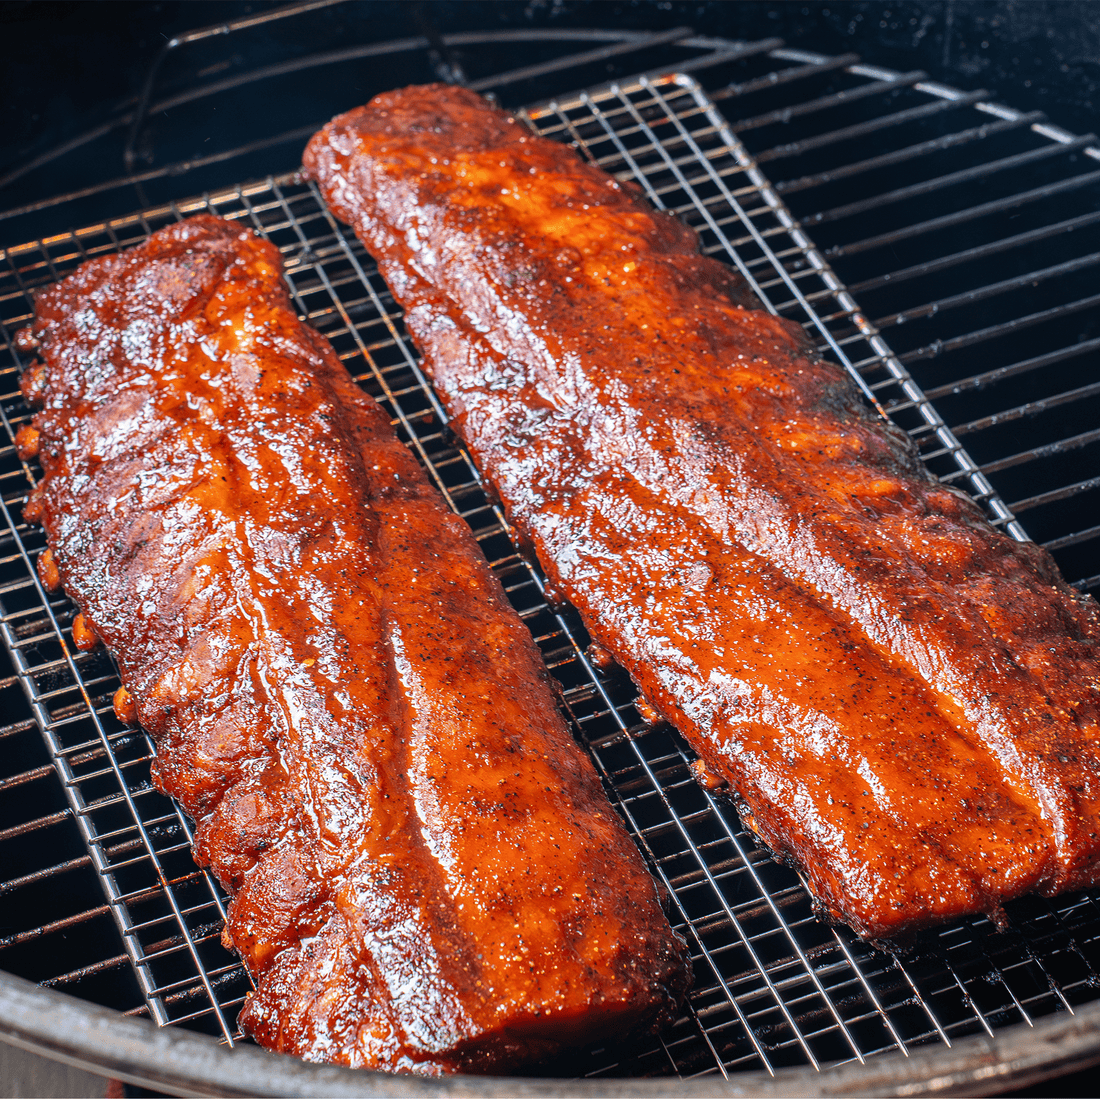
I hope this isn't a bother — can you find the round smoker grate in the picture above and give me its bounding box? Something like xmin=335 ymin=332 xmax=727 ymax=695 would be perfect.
xmin=2 ymin=23 xmax=1100 ymax=1095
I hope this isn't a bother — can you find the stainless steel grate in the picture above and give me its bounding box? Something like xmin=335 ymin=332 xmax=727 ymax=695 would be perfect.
xmin=3 ymin=40 xmax=1100 ymax=1090
xmin=710 ymin=50 xmax=1100 ymax=589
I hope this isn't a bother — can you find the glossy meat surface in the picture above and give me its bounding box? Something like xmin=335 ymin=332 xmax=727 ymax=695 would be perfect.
xmin=20 ymin=215 xmax=690 ymax=1072
xmin=305 ymin=84 xmax=1100 ymax=940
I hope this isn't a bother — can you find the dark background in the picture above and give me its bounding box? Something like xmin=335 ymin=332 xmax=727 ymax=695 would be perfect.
xmin=2 ymin=0 xmax=1099 ymax=138
xmin=2 ymin=0 xmax=1099 ymax=241
xmin=1 ymin=2 xmax=1098 ymax=1096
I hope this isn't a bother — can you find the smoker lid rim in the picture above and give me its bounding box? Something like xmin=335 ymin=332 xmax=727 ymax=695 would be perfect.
xmin=4 ymin=35 xmax=1100 ymax=1099
xmin=2 ymin=968 xmax=1099 ymax=1098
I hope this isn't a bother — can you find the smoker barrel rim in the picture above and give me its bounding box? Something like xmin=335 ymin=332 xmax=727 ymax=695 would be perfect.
xmin=2 ymin=968 xmax=1100 ymax=1098
xmin=4 ymin=30 xmax=1100 ymax=1097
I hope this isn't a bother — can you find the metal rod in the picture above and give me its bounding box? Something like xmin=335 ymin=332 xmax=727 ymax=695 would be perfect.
xmin=1044 ymin=522 xmax=1100 ymax=553
xmin=828 ymin=167 xmax=1100 ymax=258
xmin=122 ymin=0 xmax=345 ymax=174
xmin=846 ymin=208 xmax=1100 ymax=295
xmin=806 ymin=133 xmax=1096 ymax=226
xmin=898 ymin=291 xmax=1100 ymax=365
xmin=954 ymin=378 xmax=1100 ymax=437
xmin=924 ymin=336 xmax=1100 ymax=401
xmin=980 ymin=425 xmax=1100 ymax=475
xmin=756 ymin=89 xmax=987 ymax=164
xmin=411 ymin=1 xmax=467 ymax=85
xmin=468 ymin=26 xmax=696 ymax=93
xmin=776 ymin=112 xmax=1045 ymax=196
xmin=729 ymin=70 xmax=928 ymax=133
xmin=1011 ymin=473 xmax=1100 ymax=515
xmin=876 ymin=252 xmax=1100 ymax=330
xmin=711 ymin=52 xmax=860 ymax=103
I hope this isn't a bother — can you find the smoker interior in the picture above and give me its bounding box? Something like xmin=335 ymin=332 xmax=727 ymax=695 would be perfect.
xmin=2 ymin=20 xmax=1100 ymax=1095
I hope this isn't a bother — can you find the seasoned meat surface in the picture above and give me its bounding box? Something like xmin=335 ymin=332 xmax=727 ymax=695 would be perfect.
xmin=19 ymin=214 xmax=690 ymax=1073
xmin=305 ymin=84 xmax=1100 ymax=941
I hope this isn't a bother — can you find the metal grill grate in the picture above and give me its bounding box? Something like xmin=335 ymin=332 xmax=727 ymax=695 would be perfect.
xmin=3 ymin=46 xmax=1100 ymax=1088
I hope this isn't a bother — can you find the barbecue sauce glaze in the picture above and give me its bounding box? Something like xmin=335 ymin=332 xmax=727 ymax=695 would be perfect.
xmin=19 ymin=215 xmax=691 ymax=1073
xmin=305 ymin=84 xmax=1100 ymax=941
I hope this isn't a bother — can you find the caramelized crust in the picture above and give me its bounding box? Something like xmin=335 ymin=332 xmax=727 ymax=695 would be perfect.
xmin=305 ymin=84 xmax=1100 ymax=940
xmin=22 ymin=215 xmax=690 ymax=1072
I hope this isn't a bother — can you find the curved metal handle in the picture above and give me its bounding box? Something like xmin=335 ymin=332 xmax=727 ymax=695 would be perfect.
xmin=123 ymin=0 xmax=347 ymax=177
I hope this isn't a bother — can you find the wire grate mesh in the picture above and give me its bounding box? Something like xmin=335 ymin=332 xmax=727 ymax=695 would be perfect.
xmin=707 ymin=51 xmax=1100 ymax=591
xmin=2 ymin=56 xmax=1100 ymax=1083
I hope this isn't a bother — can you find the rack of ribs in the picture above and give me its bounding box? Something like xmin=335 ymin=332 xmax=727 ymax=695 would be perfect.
xmin=15 ymin=214 xmax=691 ymax=1073
xmin=304 ymin=84 xmax=1100 ymax=942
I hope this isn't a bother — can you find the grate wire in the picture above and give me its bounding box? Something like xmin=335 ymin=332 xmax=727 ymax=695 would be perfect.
xmin=1 ymin=49 xmax=1100 ymax=1085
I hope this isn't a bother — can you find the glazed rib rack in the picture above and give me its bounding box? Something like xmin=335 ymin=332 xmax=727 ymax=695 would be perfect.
xmin=3 ymin=33 xmax=1100 ymax=1084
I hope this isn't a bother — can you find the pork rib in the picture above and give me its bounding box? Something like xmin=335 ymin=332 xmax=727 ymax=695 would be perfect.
xmin=18 ymin=214 xmax=690 ymax=1073
xmin=304 ymin=84 xmax=1100 ymax=941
